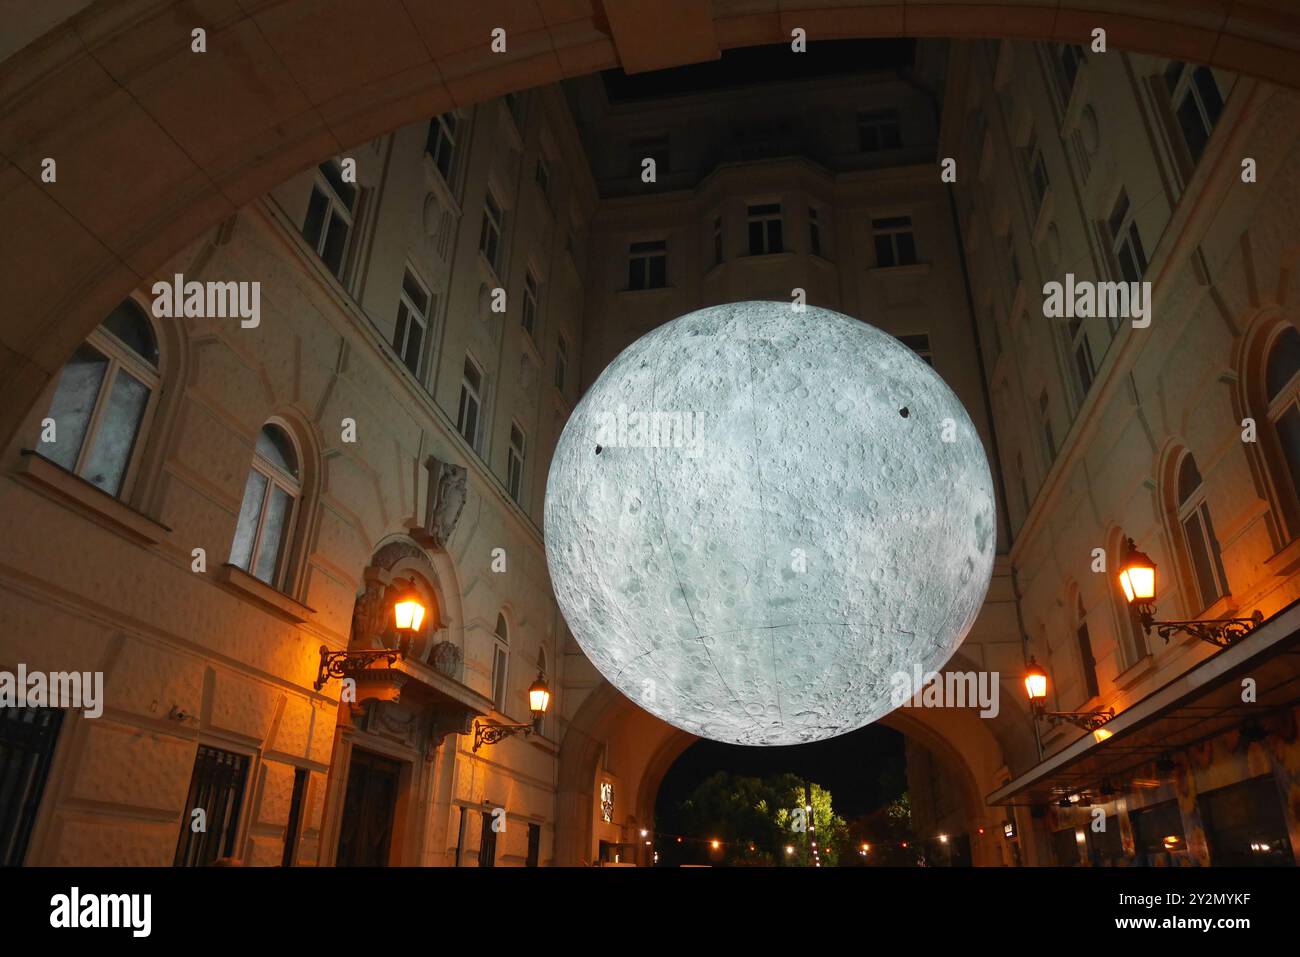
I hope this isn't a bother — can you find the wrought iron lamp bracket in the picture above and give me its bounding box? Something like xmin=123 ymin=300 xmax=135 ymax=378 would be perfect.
xmin=315 ymin=646 xmax=403 ymax=691
xmin=473 ymin=718 xmax=539 ymax=752
xmin=1138 ymin=605 xmax=1263 ymax=649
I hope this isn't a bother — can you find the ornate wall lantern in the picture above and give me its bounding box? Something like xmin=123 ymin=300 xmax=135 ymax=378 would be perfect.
xmin=1021 ymin=655 xmax=1115 ymax=732
xmin=473 ymin=671 xmax=551 ymax=751
xmin=1119 ymin=537 xmax=1261 ymax=647
xmin=315 ymin=578 xmax=427 ymax=691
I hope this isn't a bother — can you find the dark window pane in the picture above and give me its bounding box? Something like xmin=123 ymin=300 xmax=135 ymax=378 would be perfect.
xmin=174 ymin=746 xmax=249 ymax=866
xmin=321 ymin=212 xmax=349 ymax=277
xmin=0 ymin=708 xmax=64 ymax=866
xmin=256 ymin=425 xmax=298 ymax=477
xmin=1273 ymin=403 xmax=1300 ymax=499
xmin=303 ymin=187 xmax=328 ymax=249
xmin=896 ymin=232 xmax=916 ymax=265
xmin=748 ymin=220 xmax=763 ymax=255
xmin=102 ymin=301 xmax=159 ymax=367
xmin=46 ymin=343 xmax=108 ymax=471
xmin=1193 ymin=68 xmax=1224 ymax=127
xmin=1266 ymin=328 xmax=1300 ymax=399
xmin=649 ymin=254 xmax=666 ymax=288
xmin=319 ymin=161 xmax=356 ymax=210
xmin=1177 ymin=455 xmax=1203 ymax=505
xmin=628 ymin=257 xmax=643 ymax=290
xmin=1177 ymin=93 xmax=1210 ymax=162
xmin=768 ymin=220 xmax=783 ymax=254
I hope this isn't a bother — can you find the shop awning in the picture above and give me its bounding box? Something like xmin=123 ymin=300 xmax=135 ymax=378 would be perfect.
xmin=986 ymin=597 xmax=1300 ymax=806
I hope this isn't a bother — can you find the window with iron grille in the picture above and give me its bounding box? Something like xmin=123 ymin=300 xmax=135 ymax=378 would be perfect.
xmin=479 ymin=809 xmax=498 ymax=867
xmin=0 ymin=708 xmax=63 ymax=866
xmin=282 ymin=768 xmax=309 ymax=866
xmin=174 ymin=745 xmax=250 ymax=866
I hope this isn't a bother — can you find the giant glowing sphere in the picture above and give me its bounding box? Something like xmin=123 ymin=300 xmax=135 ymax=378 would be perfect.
xmin=544 ymin=302 xmax=995 ymax=745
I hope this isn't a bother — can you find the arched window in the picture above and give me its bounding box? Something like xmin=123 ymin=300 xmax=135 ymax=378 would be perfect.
xmin=43 ymin=300 xmax=160 ymax=497
xmin=1176 ymin=453 xmax=1228 ymax=611
xmin=1265 ymin=326 xmax=1300 ymax=504
xmin=230 ymin=423 xmax=300 ymax=589
xmin=1074 ymin=595 xmax=1098 ymax=700
xmin=491 ymin=612 xmax=510 ymax=714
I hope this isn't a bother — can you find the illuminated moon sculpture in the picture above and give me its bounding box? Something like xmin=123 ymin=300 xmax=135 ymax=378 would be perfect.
xmin=544 ymin=302 xmax=995 ymax=745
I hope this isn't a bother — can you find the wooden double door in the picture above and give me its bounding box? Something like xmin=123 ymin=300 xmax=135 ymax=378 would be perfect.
xmin=336 ymin=748 xmax=402 ymax=867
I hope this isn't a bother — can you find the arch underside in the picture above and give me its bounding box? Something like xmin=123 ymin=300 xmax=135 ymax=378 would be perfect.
xmin=5 ymin=2 xmax=1300 ymax=446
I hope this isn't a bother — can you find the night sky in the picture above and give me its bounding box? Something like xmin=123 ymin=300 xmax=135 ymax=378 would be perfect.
xmin=655 ymin=722 xmax=907 ymax=824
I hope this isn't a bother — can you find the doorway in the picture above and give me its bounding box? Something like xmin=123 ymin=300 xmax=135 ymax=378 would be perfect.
xmin=336 ymin=749 xmax=402 ymax=866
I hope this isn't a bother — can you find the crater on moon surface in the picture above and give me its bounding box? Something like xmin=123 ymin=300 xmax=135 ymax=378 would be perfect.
xmin=544 ymin=301 xmax=996 ymax=745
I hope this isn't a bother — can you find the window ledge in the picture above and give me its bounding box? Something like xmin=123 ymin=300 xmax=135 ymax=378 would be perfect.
xmin=476 ymin=252 xmax=503 ymax=290
xmin=16 ymin=450 xmax=171 ymax=545
xmin=1113 ymin=652 xmax=1157 ymax=691
xmin=618 ymin=285 xmax=674 ymax=297
xmin=868 ymin=262 xmax=930 ymax=279
xmin=1265 ymin=535 xmax=1300 ymax=576
xmin=216 ymin=563 xmax=315 ymax=624
xmin=420 ymin=154 xmax=462 ymax=219
xmin=741 ymin=251 xmax=796 ymax=263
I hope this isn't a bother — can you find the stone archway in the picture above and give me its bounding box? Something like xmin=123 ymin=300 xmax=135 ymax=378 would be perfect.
xmin=5 ymin=1 xmax=1300 ymax=444
xmin=555 ymin=668 xmax=1016 ymax=866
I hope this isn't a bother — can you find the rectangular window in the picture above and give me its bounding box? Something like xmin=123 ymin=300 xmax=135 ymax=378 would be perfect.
xmin=392 ymin=268 xmax=431 ymax=376
xmin=457 ymin=356 xmax=484 ymax=451
xmin=1040 ymin=390 xmax=1057 ymax=462
xmin=522 ymin=270 xmax=539 ymax=339
xmin=555 ymin=334 xmax=568 ymax=393
xmin=1069 ymin=315 xmax=1096 ymax=395
xmin=492 ymin=644 xmax=509 ymax=714
xmin=1023 ymin=131 xmax=1049 ymax=210
xmin=479 ymin=191 xmax=504 ymax=273
xmin=1055 ymin=44 xmax=1085 ymax=102
xmin=857 ymin=109 xmax=902 ymax=152
xmin=175 ymin=745 xmax=250 ymax=866
xmin=1076 ymin=619 xmax=1099 ymax=699
xmin=1108 ymin=190 xmax=1148 ymax=284
xmin=628 ymin=240 xmax=667 ymax=290
xmin=872 ymin=216 xmax=917 ymax=268
xmin=526 ymin=822 xmax=541 ymax=867
xmin=507 ymin=422 xmax=525 ymax=504
xmin=302 ymin=161 xmax=357 ymax=279
xmin=747 ymin=203 xmax=784 ymax=256
xmin=808 ymin=207 xmax=822 ymax=257
xmin=425 ymin=113 xmax=458 ymax=184
xmin=897 ymin=333 xmax=933 ymax=366
xmin=281 ymin=768 xmax=309 ymax=866
xmin=1166 ymin=62 xmax=1224 ymax=165
xmin=479 ymin=810 xmax=498 ymax=867
xmin=712 ymin=216 xmax=724 ymax=267
xmin=0 ymin=708 xmax=63 ymax=866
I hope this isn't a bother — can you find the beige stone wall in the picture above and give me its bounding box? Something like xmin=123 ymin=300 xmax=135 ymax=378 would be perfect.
xmin=0 ymin=85 xmax=594 ymax=866
xmin=943 ymin=39 xmax=1300 ymax=860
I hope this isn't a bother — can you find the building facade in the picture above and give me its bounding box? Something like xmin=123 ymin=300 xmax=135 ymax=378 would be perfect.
xmin=2 ymin=31 xmax=1300 ymax=867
